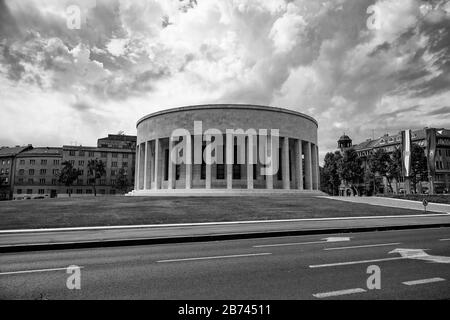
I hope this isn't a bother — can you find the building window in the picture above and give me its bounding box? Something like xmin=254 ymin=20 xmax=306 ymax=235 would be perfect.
xmin=77 ymin=179 xmax=83 ymax=185
xmin=17 ymin=189 xmax=22 ymax=194
xmin=101 ymin=152 xmax=107 ymax=158
xmin=69 ymin=160 xmax=75 ymax=166
xmin=76 ymin=189 xmax=83 ymax=194
xmin=53 ymin=159 xmax=60 ymax=165
xmin=79 ymin=151 xmax=85 ymax=157
xmin=53 ymin=169 xmax=59 ymax=175
xmin=27 ymin=189 xmax=33 ymax=194
xmin=111 ymin=170 xmax=116 ymax=176
xmin=88 ymin=151 xmax=95 ymax=157
xmin=164 ymin=149 xmax=169 ymax=181
xmin=38 ymin=189 xmax=45 ymax=194
xmin=4 ymin=177 xmax=8 ymax=183
xmin=52 ymin=179 xmax=57 ymax=185
xmin=30 ymin=160 xmax=35 ymax=165
xmin=18 ymin=178 xmax=24 ymax=184
xmin=20 ymin=160 xmax=25 ymax=165
xmin=123 ymin=162 xmax=128 ymax=167
xmin=112 ymin=153 xmax=118 ymax=158
xmin=216 ymin=164 xmax=225 ymax=180
xmin=176 ymin=165 xmax=181 ymax=180
xmin=99 ymin=189 xmax=106 ymax=195
xmin=29 ymin=169 xmax=35 ymax=175
xmin=41 ymin=159 xmax=47 ymax=165
xmin=100 ymin=179 xmax=106 ymax=185
xmin=112 ymin=162 xmax=118 ymax=167
xmin=40 ymin=169 xmax=47 ymax=175
xmin=110 ymin=189 xmax=116 ymax=195
xmin=111 ymin=179 xmax=116 ymax=185
xmin=86 ymin=189 xmax=92 ymax=194
xmin=69 ymin=150 xmax=76 ymax=156
xmin=123 ymin=154 xmax=129 ymax=159
xmin=28 ymin=178 xmax=34 ymax=184
xmin=79 ymin=160 xmax=85 ymax=166
xmin=79 ymin=169 xmax=84 ymax=175
xmin=39 ymin=178 xmax=46 ymax=184
xmin=0 ymin=169 xmax=3 ymax=174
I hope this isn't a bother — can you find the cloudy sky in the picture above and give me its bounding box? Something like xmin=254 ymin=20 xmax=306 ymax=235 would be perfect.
xmin=1 ymin=0 xmax=450 ymax=162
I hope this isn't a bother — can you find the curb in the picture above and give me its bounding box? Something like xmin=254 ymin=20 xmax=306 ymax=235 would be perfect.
xmin=1 ymin=222 xmax=450 ymax=253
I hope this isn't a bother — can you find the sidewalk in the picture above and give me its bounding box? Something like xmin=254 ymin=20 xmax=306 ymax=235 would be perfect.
xmin=1 ymin=214 xmax=449 ymax=253
xmin=321 ymin=196 xmax=450 ymax=214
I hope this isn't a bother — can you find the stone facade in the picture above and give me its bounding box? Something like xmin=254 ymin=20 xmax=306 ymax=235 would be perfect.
xmin=130 ymin=104 xmax=320 ymax=194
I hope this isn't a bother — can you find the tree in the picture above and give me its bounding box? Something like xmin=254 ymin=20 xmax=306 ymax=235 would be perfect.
xmin=337 ymin=148 xmax=364 ymax=196
xmin=87 ymin=159 xmax=106 ymax=196
xmin=367 ymin=148 xmax=392 ymax=194
xmin=410 ymin=144 xmax=428 ymax=193
xmin=116 ymin=167 xmax=130 ymax=193
xmin=57 ymin=161 xmax=81 ymax=197
xmin=387 ymin=148 xmax=402 ymax=194
xmin=322 ymin=151 xmax=342 ymax=195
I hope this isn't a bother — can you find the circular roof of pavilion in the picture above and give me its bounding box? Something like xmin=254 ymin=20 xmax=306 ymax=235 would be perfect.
xmin=136 ymin=104 xmax=318 ymax=128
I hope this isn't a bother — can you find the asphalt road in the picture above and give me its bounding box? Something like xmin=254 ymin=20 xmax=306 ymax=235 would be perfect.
xmin=0 ymin=228 xmax=449 ymax=299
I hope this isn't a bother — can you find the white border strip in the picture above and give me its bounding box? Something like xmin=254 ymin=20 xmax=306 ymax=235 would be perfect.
xmin=402 ymin=278 xmax=445 ymax=286
xmin=0 ymin=266 xmax=84 ymax=276
xmin=157 ymin=252 xmax=272 ymax=263
xmin=313 ymin=288 xmax=366 ymax=298
xmin=1 ymin=213 xmax=448 ymax=234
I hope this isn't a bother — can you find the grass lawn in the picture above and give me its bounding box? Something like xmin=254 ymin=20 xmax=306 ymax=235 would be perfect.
xmin=0 ymin=195 xmax=426 ymax=230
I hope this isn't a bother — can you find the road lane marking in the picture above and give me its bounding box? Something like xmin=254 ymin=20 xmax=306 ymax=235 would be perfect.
xmin=402 ymin=277 xmax=445 ymax=286
xmin=253 ymin=237 xmax=350 ymax=248
xmin=325 ymin=242 xmax=401 ymax=251
xmin=389 ymin=248 xmax=450 ymax=263
xmin=0 ymin=266 xmax=84 ymax=276
xmin=440 ymin=238 xmax=450 ymax=241
xmin=313 ymin=288 xmax=366 ymax=298
xmin=309 ymin=257 xmax=406 ymax=268
xmin=157 ymin=253 xmax=272 ymax=263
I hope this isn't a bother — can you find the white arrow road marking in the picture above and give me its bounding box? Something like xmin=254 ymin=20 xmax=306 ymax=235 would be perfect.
xmin=313 ymin=288 xmax=366 ymax=298
xmin=253 ymin=237 xmax=350 ymax=248
xmin=0 ymin=266 xmax=84 ymax=276
xmin=324 ymin=242 xmax=401 ymax=251
xmin=389 ymin=248 xmax=450 ymax=263
xmin=403 ymin=278 xmax=445 ymax=286
xmin=157 ymin=252 xmax=272 ymax=263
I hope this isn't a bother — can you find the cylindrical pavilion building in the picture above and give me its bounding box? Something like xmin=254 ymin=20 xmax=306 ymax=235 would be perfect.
xmin=129 ymin=104 xmax=320 ymax=195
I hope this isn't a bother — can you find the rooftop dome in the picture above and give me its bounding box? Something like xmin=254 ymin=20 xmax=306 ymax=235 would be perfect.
xmin=338 ymin=134 xmax=352 ymax=142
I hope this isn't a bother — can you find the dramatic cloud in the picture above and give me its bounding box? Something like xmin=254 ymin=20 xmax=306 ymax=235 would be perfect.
xmin=1 ymin=0 xmax=449 ymax=162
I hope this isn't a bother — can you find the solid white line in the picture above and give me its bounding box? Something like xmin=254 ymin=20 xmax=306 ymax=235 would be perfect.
xmin=253 ymin=240 xmax=329 ymax=248
xmin=309 ymin=257 xmax=406 ymax=268
xmin=439 ymin=238 xmax=450 ymax=241
xmin=313 ymin=288 xmax=366 ymax=298
xmin=0 ymin=266 xmax=84 ymax=276
xmin=1 ymin=213 xmax=448 ymax=234
xmin=402 ymin=277 xmax=445 ymax=286
xmin=157 ymin=252 xmax=272 ymax=263
xmin=324 ymin=242 xmax=401 ymax=251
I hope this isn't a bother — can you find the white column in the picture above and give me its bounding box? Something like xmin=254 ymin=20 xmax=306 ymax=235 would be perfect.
xmin=304 ymin=141 xmax=313 ymax=190
xmin=144 ymin=141 xmax=148 ymax=190
xmin=282 ymin=137 xmax=290 ymax=189
xmin=168 ymin=137 xmax=175 ymax=189
xmin=226 ymin=133 xmax=233 ymax=189
xmin=154 ymin=139 xmax=160 ymax=190
xmin=311 ymin=143 xmax=318 ymax=190
xmin=246 ymin=136 xmax=254 ymax=189
xmin=135 ymin=145 xmax=139 ymax=190
xmin=185 ymin=135 xmax=192 ymax=189
xmin=266 ymin=135 xmax=273 ymax=190
xmin=205 ymin=141 xmax=211 ymax=189
xmin=295 ymin=139 xmax=303 ymax=190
